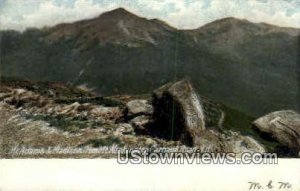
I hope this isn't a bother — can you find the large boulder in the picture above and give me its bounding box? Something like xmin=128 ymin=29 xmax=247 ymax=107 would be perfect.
xmin=125 ymin=99 xmax=153 ymax=118
xmin=253 ymin=110 xmax=300 ymax=156
xmin=152 ymin=79 xmax=205 ymax=146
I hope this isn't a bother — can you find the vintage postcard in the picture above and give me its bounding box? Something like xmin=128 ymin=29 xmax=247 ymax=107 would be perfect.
xmin=0 ymin=0 xmax=299 ymax=190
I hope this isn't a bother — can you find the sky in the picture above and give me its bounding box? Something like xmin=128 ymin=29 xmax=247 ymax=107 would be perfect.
xmin=0 ymin=0 xmax=299 ymax=31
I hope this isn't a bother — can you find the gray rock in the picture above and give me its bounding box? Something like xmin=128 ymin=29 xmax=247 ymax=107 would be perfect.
xmin=130 ymin=115 xmax=152 ymax=132
xmin=224 ymin=132 xmax=266 ymax=156
xmin=152 ymin=79 xmax=205 ymax=146
xmin=60 ymin=102 xmax=81 ymax=115
xmin=194 ymin=130 xmax=266 ymax=156
xmin=98 ymin=127 xmax=108 ymax=134
xmin=125 ymin=99 xmax=153 ymax=117
xmin=253 ymin=110 xmax=300 ymax=155
xmin=194 ymin=130 xmax=225 ymax=153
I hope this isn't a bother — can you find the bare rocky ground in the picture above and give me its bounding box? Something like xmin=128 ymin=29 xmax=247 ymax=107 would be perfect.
xmin=0 ymin=79 xmax=180 ymax=158
xmin=0 ymin=78 xmax=299 ymax=158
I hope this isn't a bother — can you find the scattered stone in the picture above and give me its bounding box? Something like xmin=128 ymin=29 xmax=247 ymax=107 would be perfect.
xmin=1 ymin=78 xmax=298 ymax=158
xmin=90 ymin=106 xmax=122 ymax=120
xmin=145 ymin=138 xmax=157 ymax=147
xmin=60 ymin=102 xmax=81 ymax=114
xmin=13 ymin=89 xmax=27 ymax=96
xmin=253 ymin=110 xmax=300 ymax=156
xmin=193 ymin=130 xmax=266 ymax=155
xmin=0 ymin=93 xmax=12 ymax=101
xmin=223 ymin=131 xmax=266 ymax=156
xmin=97 ymin=127 xmax=107 ymax=134
xmin=152 ymin=79 xmax=205 ymax=146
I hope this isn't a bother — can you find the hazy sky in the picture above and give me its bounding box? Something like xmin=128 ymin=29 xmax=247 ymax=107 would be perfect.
xmin=0 ymin=0 xmax=299 ymax=31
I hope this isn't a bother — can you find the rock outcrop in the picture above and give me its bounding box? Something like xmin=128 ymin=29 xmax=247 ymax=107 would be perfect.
xmin=123 ymin=99 xmax=154 ymax=134
xmin=253 ymin=110 xmax=300 ymax=156
xmin=152 ymin=79 xmax=205 ymax=146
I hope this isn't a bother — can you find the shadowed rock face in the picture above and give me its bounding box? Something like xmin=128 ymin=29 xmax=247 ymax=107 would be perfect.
xmin=152 ymin=80 xmax=205 ymax=146
xmin=253 ymin=110 xmax=300 ymax=156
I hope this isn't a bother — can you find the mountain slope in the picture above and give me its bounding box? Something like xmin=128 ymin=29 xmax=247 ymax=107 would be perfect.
xmin=1 ymin=8 xmax=299 ymax=117
xmin=46 ymin=8 xmax=176 ymax=47
xmin=183 ymin=17 xmax=300 ymax=115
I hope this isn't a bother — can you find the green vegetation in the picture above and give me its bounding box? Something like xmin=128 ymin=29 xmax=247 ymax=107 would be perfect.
xmin=0 ymin=76 xmax=92 ymax=99
xmin=25 ymin=114 xmax=88 ymax=133
xmin=221 ymin=104 xmax=255 ymax=135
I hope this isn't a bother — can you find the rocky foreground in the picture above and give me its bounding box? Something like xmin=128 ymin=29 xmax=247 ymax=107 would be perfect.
xmin=0 ymin=78 xmax=299 ymax=158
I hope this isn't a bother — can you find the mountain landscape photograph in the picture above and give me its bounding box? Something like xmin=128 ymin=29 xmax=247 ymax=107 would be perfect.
xmin=0 ymin=0 xmax=299 ymax=159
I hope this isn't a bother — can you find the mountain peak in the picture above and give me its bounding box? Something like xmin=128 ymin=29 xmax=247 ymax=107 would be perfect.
xmin=218 ymin=17 xmax=246 ymax=22
xmin=110 ymin=7 xmax=129 ymax=13
xmin=46 ymin=7 xmax=176 ymax=46
xmin=196 ymin=16 xmax=300 ymax=37
xmin=99 ymin=7 xmax=139 ymax=18
xmin=204 ymin=17 xmax=250 ymax=27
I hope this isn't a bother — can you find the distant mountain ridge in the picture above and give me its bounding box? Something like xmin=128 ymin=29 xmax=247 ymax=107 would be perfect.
xmin=1 ymin=8 xmax=299 ymax=117
xmin=46 ymin=8 xmax=176 ymax=47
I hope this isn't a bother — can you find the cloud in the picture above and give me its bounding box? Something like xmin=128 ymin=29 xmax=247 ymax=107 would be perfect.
xmin=0 ymin=0 xmax=119 ymax=30
xmin=0 ymin=0 xmax=299 ymax=31
xmin=155 ymin=0 xmax=300 ymax=29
